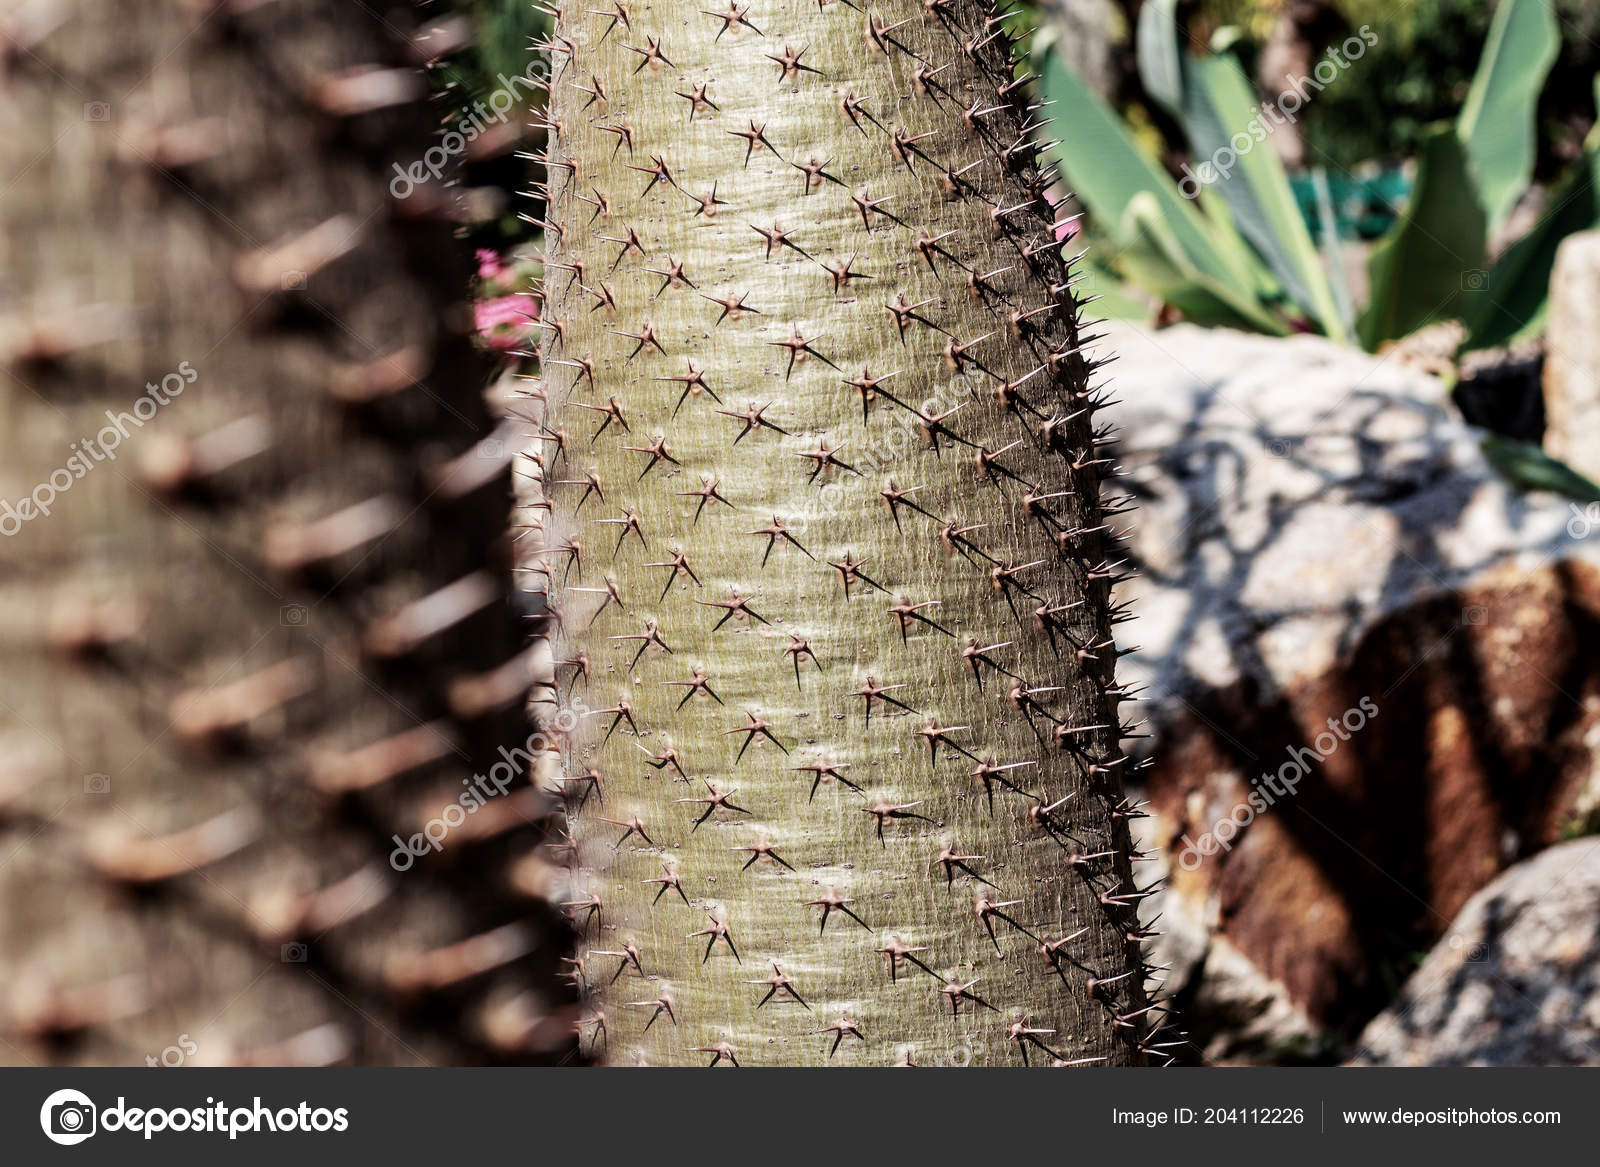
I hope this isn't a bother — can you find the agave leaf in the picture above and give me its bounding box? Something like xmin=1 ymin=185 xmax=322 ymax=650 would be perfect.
xmin=1039 ymin=50 xmax=1263 ymax=297
xmin=1460 ymin=80 xmax=1600 ymax=354
xmin=1358 ymin=126 xmax=1488 ymax=350
xmin=1075 ymin=248 xmax=1159 ymax=323
xmin=1457 ymin=0 xmax=1560 ymax=232
xmin=1195 ymin=183 xmax=1284 ymax=303
xmin=1133 ymin=0 xmax=1345 ymax=338
xmin=1481 ymin=435 xmax=1600 ymax=504
xmin=1178 ymin=51 xmax=1351 ymax=341
xmin=1135 ymin=0 xmax=1184 ymax=117
xmin=1310 ymin=167 xmax=1356 ymax=331
xmin=1119 ymin=192 xmax=1291 ymax=334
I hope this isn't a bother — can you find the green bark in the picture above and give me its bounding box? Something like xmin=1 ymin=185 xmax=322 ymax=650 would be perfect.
xmin=542 ymin=0 xmax=1150 ymax=1066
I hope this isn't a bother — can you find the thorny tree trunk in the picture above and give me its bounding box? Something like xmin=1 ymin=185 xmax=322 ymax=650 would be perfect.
xmin=539 ymin=0 xmax=1154 ymax=1066
xmin=0 ymin=0 xmax=571 ymax=1065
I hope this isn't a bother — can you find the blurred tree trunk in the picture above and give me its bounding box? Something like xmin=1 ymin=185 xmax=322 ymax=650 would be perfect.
xmin=1258 ymin=0 xmax=1342 ymax=169
xmin=1035 ymin=0 xmax=1121 ymax=100
xmin=0 ymin=0 xmax=570 ymax=1066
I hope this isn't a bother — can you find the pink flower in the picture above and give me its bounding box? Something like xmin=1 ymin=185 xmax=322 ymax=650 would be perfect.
xmin=475 ymin=294 xmax=539 ymax=352
xmin=476 ymin=249 xmax=507 ymax=281
xmin=1046 ymin=184 xmax=1080 ymax=243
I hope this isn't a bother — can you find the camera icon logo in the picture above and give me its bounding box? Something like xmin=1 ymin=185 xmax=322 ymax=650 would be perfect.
xmin=281 ymin=942 xmax=308 ymax=963
xmin=1461 ymin=269 xmax=1490 ymax=292
xmin=280 ymin=604 xmax=309 ymax=627
xmin=280 ymin=270 xmax=308 ymax=291
xmin=84 ymin=773 xmax=111 ymax=795
xmin=83 ymin=102 xmax=112 ymax=123
xmin=39 ymin=1088 xmax=97 ymax=1146
xmin=1568 ymin=501 xmax=1600 ymax=540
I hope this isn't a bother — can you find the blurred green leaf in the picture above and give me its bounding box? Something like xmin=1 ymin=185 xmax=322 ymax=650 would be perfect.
xmin=1180 ymin=52 xmax=1352 ymax=341
xmin=1481 ymin=435 xmax=1600 ymax=502
xmin=1134 ymin=3 xmax=1347 ymax=339
xmin=1457 ymin=0 xmax=1560 ymax=231
xmin=1358 ymin=126 xmax=1488 ymax=350
xmin=1120 ymin=193 xmax=1292 ymax=333
xmin=1460 ymin=80 xmax=1600 ymax=353
xmin=1310 ymin=168 xmax=1357 ymax=328
xmin=1194 ymin=186 xmax=1284 ymax=304
xmin=1039 ymin=50 xmax=1263 ymax=296
xmin=1076 ymin=252 xmax=1159 ymax=323
xmin=1136 ymin=0 xmax=1184 ymax=117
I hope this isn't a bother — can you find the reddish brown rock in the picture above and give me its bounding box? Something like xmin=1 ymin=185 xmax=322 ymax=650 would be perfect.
xmin=1147 ymin=562 xmax=1600 ymax=1058
xmin=1107 ymin=323 xmax=1600 ymax=1062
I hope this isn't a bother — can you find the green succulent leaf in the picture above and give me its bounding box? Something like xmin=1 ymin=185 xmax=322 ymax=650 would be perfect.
xmin=1076 ymin=248 xmax=1159 ymax=323
xmin=1309 ymin=167 xmax=1357 ymax=330
xmin=1134 ymin=2 xmax=1348 ymax=339
xmin=1039 ymin=50 xmax=1265 ymax=300
xmin=1120 ymin=192 xmax=1292 ymax=334
xmin=1135 ymin=0 xmax=1184 ymax=117
xmin=1177 ymin=51 xmax=1352 ymax=341
xmin=1457 ymin=0 xmax=1560 ymax=231
xmin=1460 ymin=79 xmax=1600 ymax=354
xmin=1481 ymin=435 xmax=1600 ymax=504
xmin=1358 ymin=125 xmax=1488 ymax=350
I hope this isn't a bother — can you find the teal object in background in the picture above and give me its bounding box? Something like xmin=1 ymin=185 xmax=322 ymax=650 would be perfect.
xmin=1290 ymin=169 xmax=1412 ymax=243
